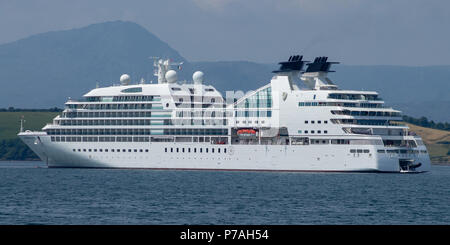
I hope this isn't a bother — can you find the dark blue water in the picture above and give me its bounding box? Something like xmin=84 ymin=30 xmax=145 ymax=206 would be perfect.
xmin=0 ymin=161 xmax=449 ymax=224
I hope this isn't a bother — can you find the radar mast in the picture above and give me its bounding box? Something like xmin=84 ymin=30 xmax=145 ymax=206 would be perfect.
xmin=150 ymin=57 xmax=183 ymax=84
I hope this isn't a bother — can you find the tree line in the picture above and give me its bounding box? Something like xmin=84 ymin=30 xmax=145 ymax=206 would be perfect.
xmin=402 ymin=116 xmax=450 ymax=131
xmin=0 ymin=138 xmax=39 ymax=160
xmin=0 ymin=107 xmax=63 ymax=112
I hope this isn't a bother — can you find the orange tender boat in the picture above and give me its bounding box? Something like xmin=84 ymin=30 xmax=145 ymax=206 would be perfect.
xmin=237 ymin=129 xmax=257 ymax=136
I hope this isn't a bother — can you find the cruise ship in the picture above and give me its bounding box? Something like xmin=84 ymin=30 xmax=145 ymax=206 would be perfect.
xmin=18 ymin=55 xmax=431 ymax=172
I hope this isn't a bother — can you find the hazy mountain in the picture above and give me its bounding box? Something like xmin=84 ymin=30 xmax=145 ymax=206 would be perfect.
xmin=0 ymin=21 xmax=448 ymax=121
xmin=0 ymin=20 xmax=185 ymax=107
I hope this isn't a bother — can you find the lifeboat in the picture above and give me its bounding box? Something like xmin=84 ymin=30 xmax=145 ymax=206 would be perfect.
xmin=237 ymin=129 xmax=257 ymax=137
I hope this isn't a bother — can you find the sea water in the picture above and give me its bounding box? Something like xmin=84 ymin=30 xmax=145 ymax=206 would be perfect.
xmin=0 ymin=161 xmax=449 ymax=224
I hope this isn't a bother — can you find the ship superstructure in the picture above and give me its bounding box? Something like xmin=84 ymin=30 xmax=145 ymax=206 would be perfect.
xmin=18 ymin=55 xmax=431 ymax=172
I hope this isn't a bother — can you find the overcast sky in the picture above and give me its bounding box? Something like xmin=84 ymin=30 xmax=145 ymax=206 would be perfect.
xmin=0 ymin=0 xmax=449 ymax=65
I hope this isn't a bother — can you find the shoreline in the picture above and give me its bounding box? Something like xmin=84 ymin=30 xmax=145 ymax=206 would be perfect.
xmin=0 ymin=160 xmax=42 ymax=163
xmin=430 ymin=162 xmax=450 ymax=166
xmin=1 ymin=160 xmax=449 ymax=166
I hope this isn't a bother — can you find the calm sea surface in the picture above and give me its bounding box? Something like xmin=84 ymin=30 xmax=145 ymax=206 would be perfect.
xmin=0 ymin=161 xmax=449 ymax=225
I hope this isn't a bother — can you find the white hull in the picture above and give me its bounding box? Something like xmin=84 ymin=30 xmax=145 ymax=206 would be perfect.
xmin=19 ymin=133 xmax=432 ymax=173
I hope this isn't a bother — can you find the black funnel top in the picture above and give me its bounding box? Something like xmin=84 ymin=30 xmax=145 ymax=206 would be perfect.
xmin=305 ymin=56 xmax=339 ymax=73
xmin=273 ymin=55 xmax=307 ymax=73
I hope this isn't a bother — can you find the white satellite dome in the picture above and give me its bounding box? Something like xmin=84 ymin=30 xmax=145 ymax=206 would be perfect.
xmin=165 ymin=70 xmax=177 ymax=83
xmin=120 ymin=74 xmax=131 ymax=85
xmin=193 ymin=71 xmax=204 ymax=84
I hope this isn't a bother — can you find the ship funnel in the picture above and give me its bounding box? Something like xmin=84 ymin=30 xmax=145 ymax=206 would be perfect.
xmin=273 ymin=54 xmax=306 ymax=73
xmin=304 ymin=56 xmax=339 ymax=73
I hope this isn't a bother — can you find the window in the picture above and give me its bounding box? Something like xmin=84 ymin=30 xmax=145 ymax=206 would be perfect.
xmin=387 ymin=150 xmax=399 ymax=154
xmin=311 ymin=121 xmax=315 ymax=124
xmin=363 ymin=149 xmax=370 ymax=153
xmin=206 ymin=148 xmax=209 ymax=153
xmin=212 ymin=148 xmax=215 ymax=153
xmin=139 ymin=149 xmax=143 ymax=152
xmin=128 ymin=149 xmax=132 ymax=152
xmin=89 ymin=149 xmax=92 ymax=152
xmin=78 ymin=149 xmax=81 ymax=152
xmin=311 ymin=130 xmax=315 ymax=133
xmin=305 ymin=130 xmax=308 ymax=134
xmin=171 ymin=148 xmax=173 ymax=153
xmin=357 ymin=149 xmax=363 ymax=153
xmin=165 ymin=148 xmax=167 ymax=152
xmin=194 ymin=148 xmax=197 ymax=153
xmin=377 ymin=149 xmax=385 ymax=153
xmin=73 ymin=149 xmax=76 ymax=152
xmin=324 ymin=130 xmax=328 ymax=134
xmin=350 ymin=149 xmax=356 ymax=153
xmin=324 ymin=121 xmax=328 ymax=124
xmin=305 ymin=120 xmax=308 ymax=124
xmin=318 ymin=130 xmax=321 ymax=133
xmin=121 ymin=87 xmax=143 ymax=93
xmin=176 ymin=148 xmax=179 ymax=153
xmin=145 ymin=149 xmax=149 ymax=153
xmin=224 ymin=148 xmax=227 ymax=153
xmin=318 ymin=120 xmax=321 ymax=124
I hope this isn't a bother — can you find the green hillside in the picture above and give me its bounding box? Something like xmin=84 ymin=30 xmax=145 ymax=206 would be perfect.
xmin=406 ymin=123 xmax=450 ymax=164
xmin=0 ymin=111 xmax=59 ymax=141
xmin=0 ymin=111 xmax=59 ymax=160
